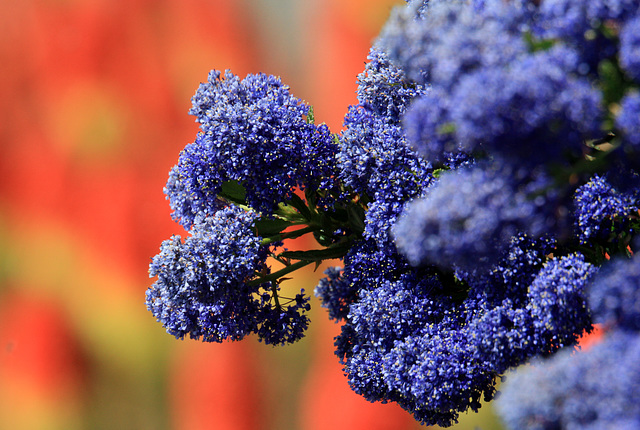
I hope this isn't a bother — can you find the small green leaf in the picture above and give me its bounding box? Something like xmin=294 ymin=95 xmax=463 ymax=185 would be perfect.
xmin=219 ymin=180 xmax=247 ymax=204
xmin=255 ymin=218 xmax=292 ymax=237
xmin=598 ymin=58 xmax=625 ymax=105
xmin=523 ymin=31 xmax=556 ymax=52
xmin=279 ymin=241 xmax=353 ymax=261
xmin=437 ymin=122 xmax=456 ymax=135
xmin=287 ymin=193 xmax=313 ymax=220
xmin=306 ymin=106 xmax=315 ymax=124
xmin=347 ymin=205 xmax=366 ymax=235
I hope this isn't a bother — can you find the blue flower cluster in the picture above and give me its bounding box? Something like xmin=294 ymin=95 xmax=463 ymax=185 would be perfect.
xmin=167 ymin=70 xmax=338 ymax=228
xmin=337 ymin=48 xmax=434 ymax=248
xmin=393 ymin=161 xmax=556 ymax=271
xmin=148 ymin=70 xmax=342 ymax=346
xmin=322 ymin=0 xmax=640 ymax=426
xmin=573 ymin=174 xmax=640 ymax=244
xmin=149 ymin=0 xmax=640 ymax=426
xmin=320 ymin=229 xmax=595 ymax=425
xmin=381 ymin=0 xmax=618 ymax=267
xmin=497 ymin=253 xmax=640 ymax=429
xmin=146 ymin=206 xmax=310 ymax=345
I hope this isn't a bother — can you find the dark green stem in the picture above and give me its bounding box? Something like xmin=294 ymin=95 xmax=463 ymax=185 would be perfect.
xmin=248 ymin=259 xmax=314 ymax=286
xmin=260 ymin=224 xmax=320 ymax=245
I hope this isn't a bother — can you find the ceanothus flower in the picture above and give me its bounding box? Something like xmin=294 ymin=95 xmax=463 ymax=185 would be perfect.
xmin=620 ymin=14 xmax=640 ymax=82
xmin=589 ymin=253 xmax=640 ymax=331
xmin=379 ymin=0 xmax=533 ymax=89
xmin=525 ymin=253 xmax=596 ymax=350
xmin=449 ymin=45 xmax=602 ymax=165
xmin=355 ymin=47 xmax=426 ymax=123
xmin=616 ymin=91 xmax=640 ymax=150
xmin=496 ymin=330 xmax=640 ymax=429
xmin=392 ymin=162 xmax=558 ymax=272
xmin=328 ymin=231 xmax=595 ymax=427
xmin=535 ymin=0 xmax=640 ymax=70
xmin=167 ymin=70 xmax=338 ymax=228
xmin=337 ymin=48 xmax=435 ymax=250
xmin=573 ymin=173 xmax=639 ymax=243
xmin=146 ymin=205 xmax=310 ymax=345
xmin=314 ymin=266 xmax=355 ymax=322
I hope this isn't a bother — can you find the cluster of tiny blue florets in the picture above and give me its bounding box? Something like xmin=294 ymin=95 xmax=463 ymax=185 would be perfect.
xmin=497 ymin=331 xmax=640 ymax=430
xmin=573 ymin=173 xmax=639 ymax=243
xmin=149 ymin=0 xmax=640 ymax=426
xmin=497 ymin=252 xmax=640 ymax=429
xmin=148 ymin=71 xmax=335 ymax=345
xmin=146 ymin=206 xmax=309 ymax=345
xmin=167 ymin=70 xmax=338 ymax=228
xmin=315 ymin=0 xmax=640 ymax=426
xmin=146 ymin=206 xmax=311 ymax=346
xmin=381 ymin=0 xmax=615 ymax=268
xmin=393 ymin=161 xmax=557 ymax=272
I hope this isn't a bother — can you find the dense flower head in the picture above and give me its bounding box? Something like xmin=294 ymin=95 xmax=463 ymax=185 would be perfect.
xmin=328 ymin=233 xmax=596 ymax=426
xmin=338 ymin=49 xmax=431 ymax=200
xmin=573 ymin=173 xmax=640 ymax=243
xmin=337 ymin=49 xmax=436 ymax=252
xmin=356 ymin=47 xmax=426 ymax=123
xmin=339 ymin=107 xmax=430 ymax=200
xmin=380 ymin=0 xmax=533 ymax=89
xmin=146 ymin=205 xmax=310 ymax=345
xmin=620 ymin=14 xmax=640 ymax=82
xmin=167 ymin=70 xmax=338 ymax=228
xmin=460 ymin=234 xmax=555 ymax=301
xmin=449 ymin=45 xmax=602 ymax=165
xmin=383 ymin=0 xmax=604 ymax=167
xmin=616 ymin=91 xmax=640 ymax=150
xmin=402 ymin=86 xmax=468 ymax=164
xmin=525 ymin=253 xmax=596 ymax=349
xmin=537 ymin=0 xmax=640 ymax=69
xmin=150 ymin=0 xmax=640 ymax=425
xmin=393 ymin=162 xmax=560 ymax=272
xmin=496 ymin=330 xmax=640 ymax=430
xmin=589 ymin=253 xmax=640 ymax=331
xmin=314 ymin=266 xmax=355 ymax=321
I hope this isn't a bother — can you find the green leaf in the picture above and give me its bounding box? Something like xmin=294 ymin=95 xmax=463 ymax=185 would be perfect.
xmin=347 ymin=205 xmax=366 ymax=235
xmin=279 ymin=241 xmax=353 ymax=262
xmin=437 ymin=122 xmax=456 ymax=136
xmin=598 ymin=58 xmax=625 ymax=105
xmin=523 ymin=32 xmax=556 ymax=52
xmin=306 ymin=105 xmax=315 ymax=124
xmin=219 ymin=180 xmax=247 ymax=204
xmin=255 ymin=218 xmax=292 ymax=237
xmin=287 ymin=193 xmax=312 ymax=220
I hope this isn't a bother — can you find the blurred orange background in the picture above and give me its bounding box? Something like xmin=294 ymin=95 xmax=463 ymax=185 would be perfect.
xmin=0 ymin=1 xmax=504 ymax=429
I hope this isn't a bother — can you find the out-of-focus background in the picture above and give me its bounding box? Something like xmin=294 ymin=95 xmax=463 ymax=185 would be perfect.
xmin=0 ymin=1 xmax=504 ymax=429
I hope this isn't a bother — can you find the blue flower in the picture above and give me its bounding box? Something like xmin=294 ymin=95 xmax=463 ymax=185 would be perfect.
xmin=497 ymin=330 xmax=640 ymax=429
xmin=573 ymin=174 xmax=639 ymax=243
xmin=393 ymin=162 xmax=558 ymax=272
xmin=337 ymin=49 xmax=434 ymax=251
xmin=379 ymin=0 xmax=532 ymax=89
xmin=355 ymin=48 xmax=426 ymax=123
xmin=536 ymin=0 xmax=639 ymax=70
xmin=449 ymin=46 xmax=602 ymax=165
xmin=617 ymin=91 xmax=640 ymax=150
xmin=146 ymin=205 xmax=310 ymax=345
xmin=167 ymin=70 xmax=338 ymax=228
xmin=620 ymin=15 xmax=640 ymax=82
xmin=525 ymin=253 xmax=596 ymax=349
xmin=314 ymin=266 xmax=355 ymax=322
xmin=325 ymin=227 xmax=594 ymax=426
xmin=589 ymin=254 xmax=640 ymax=331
